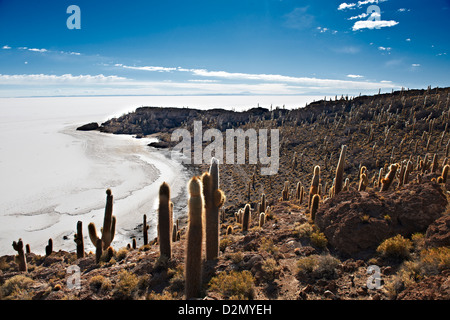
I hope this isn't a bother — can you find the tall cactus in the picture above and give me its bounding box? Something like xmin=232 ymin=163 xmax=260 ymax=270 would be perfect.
xmin=441 ymin=164 xmax=450 ymax=183
xmin=185 ymin=176 xmax=204 ymax=300
xmin=12 ymin=239 xmax=27 ymax=272
xmin=309 ymin=165 xmax=321 ymax=210
xmin=45 ymin=238 xmax=53 ymax=257
xmin=282 ymin=181 xmax=290 ymax=201
xmin=158 ymin=182 xmax=173 ymax=259
xmin=380 ymin=163 xmax=398 ymax=191
xmin=74 ymin=221 xmax=85 ymax=259
xmin=202 ymin=158 xmax=226 ymax=261
xmin=334 ymin=145 xmax=347 ymax=195
xmin=88 ymin=189 xmax=116 ymax=250
xmin=242 ymin=204 xmax=251 ymax=232
xmin=311 ymin=194 xmax=320 ymax=223
xmin=143 ymin=214 xmax=149 ymax=246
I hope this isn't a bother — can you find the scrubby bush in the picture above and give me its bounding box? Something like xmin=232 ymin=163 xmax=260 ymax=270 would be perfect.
xmin=208 ymin=270 xmax=255 ymax=300
xmin=0 ymin=275 xmax=34 ymax=300
xmin=376 ymin=234 xmax=412 ymax=259
xmin=297 ymin=254 xmax=341 ymax=279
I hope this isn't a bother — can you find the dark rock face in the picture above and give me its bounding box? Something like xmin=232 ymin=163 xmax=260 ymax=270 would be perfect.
xmin=76 ymin=122 xmax=99 ymax=131
xmin=315 ymin=182 xmax=447 ymax=258
xmin=425 ymin=214 xmax=450 ymax=248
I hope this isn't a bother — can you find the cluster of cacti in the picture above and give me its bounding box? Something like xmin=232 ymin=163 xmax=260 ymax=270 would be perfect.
xmin=158 ymin=182 xmax=173 ymax=259
xmin=88 ymin=189 xmax=116 ymax=251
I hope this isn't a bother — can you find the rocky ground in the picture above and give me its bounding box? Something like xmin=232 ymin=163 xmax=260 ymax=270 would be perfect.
xmin=1 ymin=87 xmax=450 ymax=300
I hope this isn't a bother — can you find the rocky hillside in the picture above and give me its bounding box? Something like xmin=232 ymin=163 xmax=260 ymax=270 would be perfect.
xmin=2 ymin=86 xmax=450 ymax=301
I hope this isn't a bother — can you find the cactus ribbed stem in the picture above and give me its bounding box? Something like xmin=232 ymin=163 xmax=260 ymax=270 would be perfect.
xmin=158 ymin=182 xmax=173 ymax=259
xmin=185 ymin=177 xmax=204 ymax=300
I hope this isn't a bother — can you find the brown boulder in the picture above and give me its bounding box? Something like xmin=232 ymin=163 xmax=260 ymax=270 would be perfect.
xmin=425 ymin=214 xmax=450 ymax=248
xmin=315 ymin=182 xmax=447 ymax=258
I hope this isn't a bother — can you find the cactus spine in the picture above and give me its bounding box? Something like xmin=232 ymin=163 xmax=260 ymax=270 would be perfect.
xmin=88 ymin=189 xmax=116 ymax=250
xmin=12 ymin=239 xmax=27 ymax=272
xmin=185 ymin=177 xmax=204 ymax=300
xmin=202 ymin=158 xmax=225 ymax=261
xmin=74 ymin=221 xmax=85 ymax=259
xmin=334 ymin=145 xmax=347 ymax=195
xmin=158 ymin=182 xmax=173 ymax=259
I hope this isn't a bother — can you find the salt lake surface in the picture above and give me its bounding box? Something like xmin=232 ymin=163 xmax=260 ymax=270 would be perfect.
xmin=0 ymin=95 xmax=321 ymax=255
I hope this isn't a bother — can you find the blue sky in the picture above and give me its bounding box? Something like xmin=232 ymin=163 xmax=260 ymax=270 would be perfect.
xmin=0 ymin=0 xmax=449 ymax=97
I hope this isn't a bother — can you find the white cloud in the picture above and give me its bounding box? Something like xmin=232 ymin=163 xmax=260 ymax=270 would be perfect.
xmin=28 ymin=48 xmax=48 ymax=53
xmin=2 ymin=45 xmax=11 ymax=50
xmin=116 ymin=64 xmax=177 ymax=72
xmin=338 ymin=3 xmax=357 ymax=10
xmin=347 ymin=74 xmax=364 ymax=78
xmin=406 ymin=38 xmax=411 ymax=42
xmin=352 ymin=20 xmax=399 ymax=30
xmin=338 ymin=0 xmax=387 ymax=10
xmin=348 ymin=12 xmax=369 ymax=20
xmin=0 ymin=74 xmax=129 ymax=84
xmin=378 ymin=46 xmax=392 ymax=51
xmin=411 ymin=64 xmax=421 ymax=67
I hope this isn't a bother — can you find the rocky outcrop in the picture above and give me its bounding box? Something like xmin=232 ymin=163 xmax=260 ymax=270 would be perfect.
xmin=315 ymin=182 xmax=448 ymax=258
xmin=425 ymin=214 xmax=450 ymax=248
xmin=76 ymin=122 xmax=99 ymax=131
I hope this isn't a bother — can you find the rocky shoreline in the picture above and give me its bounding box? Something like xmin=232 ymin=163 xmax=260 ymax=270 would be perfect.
xmin=2 ymin=87 xmax=450 ymax=300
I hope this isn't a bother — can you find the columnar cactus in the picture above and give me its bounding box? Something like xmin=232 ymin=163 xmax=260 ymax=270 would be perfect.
xmin=143 ymin=214 xmax=149 ymax=246
xmin=202 ymin=158 xmax=226 ymax=261
xmin=309 ymin=166 xmax=320 ymax=209
xmin=380 ymin=163 xmax=398 ymax=191
xmin=441 ymin=164 xmax=449 ymax=183
xmin=311 ymin=194 xmax=320 ymax=223
xmin=74 ymin=221 xmax=85 ymax=259
xmin=282 ymin=181 xmax=290 ymax=201
xmin=185 ymin=177 xmax=204 ymax=300
xmin=259 ymin=212 xmax=266 ymax=227
xmin=12 ymin=239 xmax=27 ymax=272
xmin=88 ymin=189 xmax=117 ymax=250
xmin=242 ymin=204 xmax=251 ymax=232
xmin=45 ymin=238 xmax=53 ymax=257
xmin=334 ymin=145 xmax=347 ymax=195
xmin=158 ymin=182 xmax=173 ymax=259
xmin=260 ymin=193 xmax=266 ymax=215
xmin=95 ymin=239 xmax=103 ymax=264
